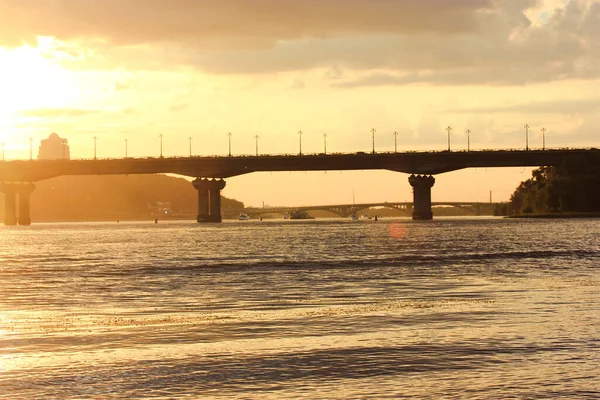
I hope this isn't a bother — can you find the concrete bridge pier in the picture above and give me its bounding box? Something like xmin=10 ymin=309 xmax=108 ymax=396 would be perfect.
xmin=1 ymin=184 xmax=18 ymax=226
xmin=408 ymin=174 xmax=435 ymax=220
xmin=193 ymin=179 xmax=210 ymax=222
xmin=0 ymin=183 xmax=36 ymax=226
xmin=18 ymin=184 xmax=35 ymax=226
xmin=192 ymin=178 xmax=226 ymax=223
xmin=338 ymin=207 xmax=353 ymax=218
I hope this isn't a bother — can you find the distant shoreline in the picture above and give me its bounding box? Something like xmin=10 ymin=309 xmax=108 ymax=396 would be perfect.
xmin=507 ymin=212 xmax=600 ymax=219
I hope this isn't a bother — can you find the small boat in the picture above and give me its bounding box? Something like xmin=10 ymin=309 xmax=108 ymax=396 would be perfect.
xmin=350 ymin=189 xmax=359 ymax=220
xmin=238 ymin=213 xmax=250 ymax=220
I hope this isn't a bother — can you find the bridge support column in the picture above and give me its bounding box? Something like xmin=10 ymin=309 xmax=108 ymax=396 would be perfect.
xmin=409 ymin=175 xmax=435 ymax=220
xmin=1 ymin=184 xmax=18 ymax=226
xmin=1 ymin=183 xmax=36 ymax=226
xmin=193 ymin=179 xmax=210 ymax=222
xmin=18 ymin=184 xmax=35 ymax=226
xmin=209 ymin=179 xmax=226 ymax=222
xmin=192 ymin=178 xmax=227 ymax=223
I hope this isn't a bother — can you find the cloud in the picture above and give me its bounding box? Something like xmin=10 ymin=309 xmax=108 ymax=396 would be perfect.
xmin=168 ymin=104 xmax=189 ymax=113
xmin=290 ymin=79 xmax=305 ymax=90
xmin=20 ymin=108 xmax=101 ymax=117
xmin=113 ymin=80 xmax=132 ymax=92
xmin=0 ymin=0 xmax=493 ymax=48
xmin=3 ymin=0 xmax=600 ymax=87
xmin=121 ymin=107 xmax=137 ymax=115
xmin=445 ymin=97 xmax=600 ymax=114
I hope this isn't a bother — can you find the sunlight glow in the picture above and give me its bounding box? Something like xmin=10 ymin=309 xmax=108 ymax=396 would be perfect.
xmin=0 ymin=38 xmax=79 ymax=114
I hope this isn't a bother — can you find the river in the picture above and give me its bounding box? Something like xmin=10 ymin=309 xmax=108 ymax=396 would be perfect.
xmin=0 ymin=218 xmax=598 ymax=398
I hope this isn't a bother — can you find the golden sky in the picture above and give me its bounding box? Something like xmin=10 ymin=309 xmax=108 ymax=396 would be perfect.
xmin=1 ymin=0 xmax=599 ymax=206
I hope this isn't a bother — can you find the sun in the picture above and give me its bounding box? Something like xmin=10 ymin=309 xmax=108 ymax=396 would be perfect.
xmin=0 ymin=37 xmax=84 ymax=149
xmin=0 ymin=38 xmax=79 ymax=114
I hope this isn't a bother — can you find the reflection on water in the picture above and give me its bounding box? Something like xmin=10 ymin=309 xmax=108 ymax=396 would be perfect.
xmin=0 ymin=218 xmax=599 ymax=398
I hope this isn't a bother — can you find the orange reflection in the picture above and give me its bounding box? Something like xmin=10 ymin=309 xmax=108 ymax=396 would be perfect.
xmin=388 ymin=222 xmax=408 ymax=239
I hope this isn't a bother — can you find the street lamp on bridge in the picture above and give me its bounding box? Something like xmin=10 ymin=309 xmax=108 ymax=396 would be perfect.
xmin=29 ymin=138 xmax=33 ymax=160
xmin=93 ymin=136 xmax=97 ymax=160
xmin=393 ymin=131 xmax=398 ymax=153
xmin=466 ymin=129 xmax=471 ymax=151
xmin=446 ymin=126 xmax=452 ymax=151
xmin=189 ymin=137 xmax=193 ymax=157
xmin=228 ymin=132 xmax=232 ymax=157
xmin=159 ymin=134 xmax=164 ymax=158
xmin=524 ymin=124 xmax=530 ymax=150
xmin=254 ymin=135 xmax=259 ymax=156
xmin=2 ymin=142 xmax=4 ymax=162
xmin=125 ymin=139 xmax=128 ymax=158
xmin=541 ymin=127 xmax=546 ymax=150
xmin=323 ymin=133 xmax=328 ymax=154
xmin=298 ymin=130 xmax=303 ymax=155
xmin=371 ymin=128 xmax=376 ymax=154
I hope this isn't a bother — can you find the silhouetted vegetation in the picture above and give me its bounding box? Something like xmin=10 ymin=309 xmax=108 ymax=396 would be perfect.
xmin=493 ymin=202 xmax=509 ymax=216
xmin=0 ymin=175 xmax=244 ymax=222
xmin=509 ymin=156 xmax=600 ymax=215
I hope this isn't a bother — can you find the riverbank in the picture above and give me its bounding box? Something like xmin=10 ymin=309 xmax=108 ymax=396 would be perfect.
xmin=508 ymin=212 xmax=600 ymax=219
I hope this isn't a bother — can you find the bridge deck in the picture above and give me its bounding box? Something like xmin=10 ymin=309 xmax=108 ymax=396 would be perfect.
xmin=1 ymin=149 xmax=598 ymax=182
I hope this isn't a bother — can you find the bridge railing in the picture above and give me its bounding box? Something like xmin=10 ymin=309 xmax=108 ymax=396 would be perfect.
xmin=2 ymin=146 xmax=598 ymax=163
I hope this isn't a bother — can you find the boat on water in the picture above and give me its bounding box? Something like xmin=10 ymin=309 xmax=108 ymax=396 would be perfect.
xmin=289 ymin=210 xmax=315 ymax=220
xmin=238 ymin=213 xmax=250 ymax=220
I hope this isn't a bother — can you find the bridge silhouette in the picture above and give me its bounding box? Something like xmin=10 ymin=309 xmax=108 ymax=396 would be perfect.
xmin=1 ymin=148 xmax=599 ymax=225
xmin=245 ymin=201 xmax=491 ymax=218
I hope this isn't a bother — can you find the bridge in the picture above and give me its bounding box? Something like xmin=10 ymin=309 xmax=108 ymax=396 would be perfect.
xmin=245 ymin=201 xmax=492 ymax=218
xmin=1 ymin=148 xmax=598 ymax=225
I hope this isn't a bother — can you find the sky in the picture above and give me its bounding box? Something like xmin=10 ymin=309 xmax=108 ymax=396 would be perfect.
xmin=1 ymin=0 xmax=599 ymax=207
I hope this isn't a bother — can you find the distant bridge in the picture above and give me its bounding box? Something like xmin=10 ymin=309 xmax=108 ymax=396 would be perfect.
xmin=1 ymin=148 xmax=599 ymax=224
xmin=245 ymin=201 xmax=493 ymax=218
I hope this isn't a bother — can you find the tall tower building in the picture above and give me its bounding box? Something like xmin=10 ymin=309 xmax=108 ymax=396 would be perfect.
xmin=38 ymin=133 xmax=70 ymax=160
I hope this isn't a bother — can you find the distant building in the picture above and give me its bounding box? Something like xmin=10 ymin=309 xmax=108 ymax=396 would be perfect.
xmin=149 ymin=201 xmax=172 ymax=216
xmin=38 ymin=133 xmax=70 ymax=160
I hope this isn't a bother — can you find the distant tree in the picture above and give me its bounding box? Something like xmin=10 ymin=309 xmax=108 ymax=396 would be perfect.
xmin=509 ymin=158 xmax=600 ymax=214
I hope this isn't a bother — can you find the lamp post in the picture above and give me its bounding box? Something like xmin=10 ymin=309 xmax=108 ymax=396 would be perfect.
xmin=446 ymin=126 xmax=452 ymax=151
xmin=189 ymin=137 xmax=192 ymax=157
xmin=298 ymin=130 xmax=303 ymax=155
xmin=29 ymin=138 xmax=33 ymax=160
xmin=371 ymin=128 xmax=376 ymax=154
xmin=159 ymin=134 xmax=164 ymax=158
xmin=227 ymin=132 xmax=232 ymax=157
xmin=2 ymin=142 xmax=4 ymax=161
xmin=125 ymin=139 xmax=128 ymax=158
xmin=93 ymin=136 xmax=97 ymax=160
xmin=466 ymin=129 xmax=471 ymax=151
xmin=323 ymin=133 xmax=328 ymax=154
xmin=254 ymin=135 xmax=259 ymax=156
xmin=541 ymin=127 xmax=546 ymax=150
xmin=524 ymin=124 xmax=529 ymax=150
xmin=393 ymin=131 xmax=398 ymax=153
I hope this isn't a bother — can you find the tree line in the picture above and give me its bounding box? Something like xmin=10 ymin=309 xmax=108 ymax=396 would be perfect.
xmin=495 ymin=155 xmax=600 ymax=216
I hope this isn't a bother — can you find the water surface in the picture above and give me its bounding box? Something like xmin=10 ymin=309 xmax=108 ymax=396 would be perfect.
xmin=0 ymin=218 xmax=598 ymax=398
